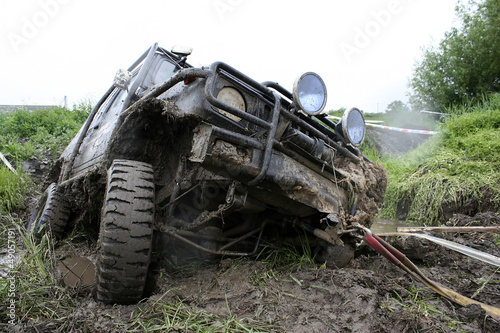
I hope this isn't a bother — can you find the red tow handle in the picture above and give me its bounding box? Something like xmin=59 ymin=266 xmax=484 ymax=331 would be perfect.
xmin=363 ymin=232 xmax=400 ymax=265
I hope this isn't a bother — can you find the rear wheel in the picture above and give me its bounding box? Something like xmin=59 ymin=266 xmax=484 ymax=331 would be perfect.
xmin=27 ymin=183 xmax=70 ymax=239
xmin=96 ymin=159 xmax=155 ymax=304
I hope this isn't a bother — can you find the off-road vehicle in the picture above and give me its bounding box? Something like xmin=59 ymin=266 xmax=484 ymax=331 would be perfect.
xmin=28 ymin=43 xmax=387 ymax=304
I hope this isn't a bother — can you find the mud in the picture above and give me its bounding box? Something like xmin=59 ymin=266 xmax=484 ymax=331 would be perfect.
xmin=3 ymin=212 xmax=495 ymax=332
xmin=155 ymin=212 xmax=500 ymax=332
xmin=366 ymin=127 xmax=431 ymax=156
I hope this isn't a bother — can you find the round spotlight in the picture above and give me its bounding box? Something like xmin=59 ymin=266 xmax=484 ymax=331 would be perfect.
xmin=293 ymin=72 xmax=327 ymax=115
xmin=216 ymin=87 xmax=246 ymax=122
xmin=341 ymin=107 xmax=366 ymax=147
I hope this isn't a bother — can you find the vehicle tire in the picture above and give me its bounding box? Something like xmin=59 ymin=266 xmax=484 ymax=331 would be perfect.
xmin=96 ymin=159 xmax=155 ymax=304
xmin=27 ymin=183 xmax=70 ymax=239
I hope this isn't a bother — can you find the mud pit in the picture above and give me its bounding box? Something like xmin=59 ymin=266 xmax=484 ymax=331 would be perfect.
xmin=149 ymin=213 xmax=500 ymax=332
xmin=12 ymin=212 xmax=495 ymax=332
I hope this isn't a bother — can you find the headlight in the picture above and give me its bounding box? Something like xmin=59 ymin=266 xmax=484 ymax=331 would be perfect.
xmin=216 ymin=87 xmax=246 ymax=122
xmin=293 ymin=72 xmax=327 ymax=115
xmin=340 ymin=107 xmax=365 ymax=147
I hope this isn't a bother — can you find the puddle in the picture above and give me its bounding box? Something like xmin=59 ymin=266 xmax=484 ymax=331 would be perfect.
xmin=370 ymin=218 xmax=412 ymax=234
xmin=57 ymin=256 xmax=95 ymax=289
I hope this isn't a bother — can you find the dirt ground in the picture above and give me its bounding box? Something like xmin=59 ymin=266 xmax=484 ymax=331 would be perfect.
xmin=149 ymin=214 xmax=500 ymax=333
xmin=7 ymin=213 xmax=499 ymax=333
xmin=5 ymin=129 xmax=500 ymax=333
xmin=366 ymin=126 xmax=432 ymax=156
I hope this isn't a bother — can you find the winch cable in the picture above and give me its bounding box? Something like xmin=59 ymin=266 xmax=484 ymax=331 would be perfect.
xmin=377 ymin=232 xmax=500 ymax=268
xmin=358 ymin=226 xmax=500 ymax=320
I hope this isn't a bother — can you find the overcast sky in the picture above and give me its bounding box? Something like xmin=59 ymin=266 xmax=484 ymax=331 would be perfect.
xmin=0 ymin=0 xmax=458 ymax=113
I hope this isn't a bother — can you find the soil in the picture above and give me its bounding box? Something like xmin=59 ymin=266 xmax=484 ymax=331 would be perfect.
xmin=366 ymin=127 xmax=432 ymax=156
xmin=3 ymin=132 xmax=500 ymax=332
xmin=6 ymin=212 xmax=499 ymax=332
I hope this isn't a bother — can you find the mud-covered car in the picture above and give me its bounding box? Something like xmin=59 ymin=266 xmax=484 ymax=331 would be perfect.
xmin=28 ymin=43 xmax=387 ymax=304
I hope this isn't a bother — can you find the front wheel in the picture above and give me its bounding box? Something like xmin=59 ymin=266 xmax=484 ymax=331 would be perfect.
xmin=96 ymin=159 xmax=155 ymax=304
xmin=27 ymin=183 xmax=70 ymax=239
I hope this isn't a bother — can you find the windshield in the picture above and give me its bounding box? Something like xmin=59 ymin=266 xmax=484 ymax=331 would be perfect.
xmin=153 ymin=60 xmax=177 ymax=86
xmin=141 ymin=57 xmax=178 ymax=91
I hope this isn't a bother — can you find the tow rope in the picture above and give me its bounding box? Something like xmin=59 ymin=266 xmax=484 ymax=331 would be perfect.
xmin=359 ymin=226 xmax=500 ymax=320
xmin=378 ymin=232 xmax=500 ymax=268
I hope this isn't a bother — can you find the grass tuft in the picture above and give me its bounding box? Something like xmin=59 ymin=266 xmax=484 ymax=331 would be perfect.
xmin=0 ymin=167 xmax=30 ymax=213
xmin=129 ymin=291 xmax=282 ymax=332
xmin=0 ymin=220 xmax=76 ymax=330
xmin=379 ymin=94 xmax=500 ymax=224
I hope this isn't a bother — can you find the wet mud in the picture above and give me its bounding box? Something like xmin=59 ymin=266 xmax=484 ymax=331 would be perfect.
xmin=9 ymin=212 xmax=494 ymax=332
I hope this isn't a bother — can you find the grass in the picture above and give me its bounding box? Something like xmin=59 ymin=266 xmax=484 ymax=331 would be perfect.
xmin=0 ymin=219 xmax=77 ymax=331
xmin=375 ymin=93 xmax=500 ymax=224
xmin=0 ymin=167 xmax=30 ymax=213
xmin=382 ymin=286 xmax=464 ymax=332
xmin=0 ymin=103 xmax=91 ymax=166
xmin=0 ymin=104 xmax=91 ymax=330
xmin=0 ymin=103 xmax=90 ymax=215
xmin=129 ymin=293 xmax=282 ymax=332
xmin=257 ymin=233 xmax=316 ymax=273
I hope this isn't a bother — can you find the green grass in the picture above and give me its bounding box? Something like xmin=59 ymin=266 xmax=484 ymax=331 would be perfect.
xmin=381 ymin=286 xmax=464 ymax=331
xmin=0 ymin=103 xmax=91 ymax=166
xmin=0 ymin=104 xmax=91 ymax=329
xmin=0 ymin=167 xmax=30 ymax=213
xmin=129 ymin=293 xmax=281 ymax=332
xmin=0 ymin=103 xmax=90 ymax=214
xmin=257 ymin=240 xmax=316 ymax=273
xmin=0 ymin=220 xmax=77 ymax=331
xmin=378 ymin=93 xmax=500 ymax=224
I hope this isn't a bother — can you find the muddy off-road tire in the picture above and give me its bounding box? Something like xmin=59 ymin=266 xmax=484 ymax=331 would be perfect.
xmin=96 ymin=159 xmax=155 ymax=304
xmin=27 ymin=183 xmax=70 ymax=239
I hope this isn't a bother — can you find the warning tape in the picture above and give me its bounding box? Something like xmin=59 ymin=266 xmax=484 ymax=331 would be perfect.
xmin=325 ymin=115 xmax=439 ymax=135
xmin=364 ymin=123 xmax=439 ymax=135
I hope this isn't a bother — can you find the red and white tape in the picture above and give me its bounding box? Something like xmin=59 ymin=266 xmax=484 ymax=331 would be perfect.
xmin=325 ymin=115 xmax=438 ymax=135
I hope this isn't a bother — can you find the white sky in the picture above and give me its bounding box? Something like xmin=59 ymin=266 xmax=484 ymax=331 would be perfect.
xmin=0 ymin=0 xmax=458 ymax=113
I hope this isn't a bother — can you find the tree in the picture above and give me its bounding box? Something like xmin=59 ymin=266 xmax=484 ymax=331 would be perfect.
xmin=409 ymin=0 xmax=500 ymax=112
xmin=386 ymin=100 xmax=410 ymax=113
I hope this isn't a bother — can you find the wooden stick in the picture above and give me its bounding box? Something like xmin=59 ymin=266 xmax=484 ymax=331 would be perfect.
xmin=0 ymin=151 xmax=17 ymax=175
xmin=397 ymin=226 xmax=500 ymax=234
